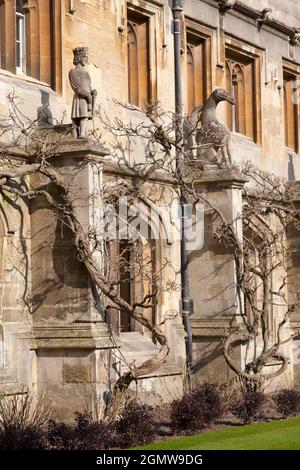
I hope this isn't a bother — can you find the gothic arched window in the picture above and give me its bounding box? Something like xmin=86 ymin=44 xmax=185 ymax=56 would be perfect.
xmin=0 ymin=0 xmax=61 ymax=90
xmin=232 ymin=64 xmax=245 ymax=134
xmin=187 ymin=44 xmax=195 ymax=114
xmin=105 ymin=197 xmax=160 ymax=334
xmin=186 ymin=33 xmax=206 ymax=114
xmin=127 ymin=21 xmax=139 ymax=107
xmin=106 ymin=236 xmax=157 ymax=334
xmin=16 ymin=0 xmax=26 ymax=74
xmin=225 ymin=51 xmax=255 ymax=140
xmin=225 ymin=61 xmax=233 ymax=131
xmin=127 ymin=11 xmax=150 ymax=107
xmin=283 ymin=70 xmax=298 ymax=152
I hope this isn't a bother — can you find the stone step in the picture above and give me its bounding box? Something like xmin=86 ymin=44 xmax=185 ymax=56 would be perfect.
xmin=121 ymin=343 xmax=159 ymax=354
xmin=118 ymin=331 xmax=165 ymax=372
xmin=119 ymin=332 xmax=160 ymax=353
xmin=121 ymin=353 xmax=155 ymax=364
xmin=119 ymin=331 xmax=148 ymax=341
xmin=120 ymin=341 xmax=159 ymax=354
xmin=0 ymin=369 xmax=27 ymax=396
xmin=120 ymin=361 xmax=183 ymax=378
xmin=0 ymin=369 xmax=18 ymax=384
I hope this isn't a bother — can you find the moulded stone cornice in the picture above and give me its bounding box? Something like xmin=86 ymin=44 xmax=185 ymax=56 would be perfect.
xmin=29 ymin=323 xmax=115 ymax=350
xmin=191 ymin=317 xmax=245 ymax=337
xmin=210 ymin=0 xmax=300 ymax=43
xmin=182 ymin=163 xmax=248 ymax=188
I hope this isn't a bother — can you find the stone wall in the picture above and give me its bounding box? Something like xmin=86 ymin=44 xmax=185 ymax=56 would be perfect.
xmin=0 ymin=0 xmax=300 ymax=416
xmin=0 ymin=1 xmax=299 ymax=176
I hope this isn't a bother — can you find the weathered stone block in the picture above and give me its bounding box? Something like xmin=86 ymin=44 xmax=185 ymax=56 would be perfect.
xmin=63 ymin=363 xmax=92 ymax=384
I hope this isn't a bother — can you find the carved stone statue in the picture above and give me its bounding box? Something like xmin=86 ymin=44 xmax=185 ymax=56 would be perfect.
xmin=219 ymin=0 xmax=236 ymax=15
xmin=69 ymin=47 xmax=97 ymax=139
xmin=290 ymin=28 xmax=300 ymax=47
xmin=191 ymin=88 xmax=235 ymax=166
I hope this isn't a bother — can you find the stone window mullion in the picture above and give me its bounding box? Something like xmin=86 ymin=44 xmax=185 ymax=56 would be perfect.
xmin=184 ymin=20 xmax=213 ymax=115
xmin=283 ymin=66 xmax=300 ymax=153
xmin=23 ymin=0 xmax=39 ymax=78
xmin=225 ymin=47 xmax=257 ymax=141
xmin=0 ymin=0 xmax=16 ymax=73
xmin=127 ymin=11 xmax=150 ymax=107
xmin=38 ymin=0 xmax=52 ymax=85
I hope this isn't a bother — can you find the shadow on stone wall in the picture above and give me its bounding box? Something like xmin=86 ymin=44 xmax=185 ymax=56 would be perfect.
xmin=30 ymin=182 xmax=89 ymax=322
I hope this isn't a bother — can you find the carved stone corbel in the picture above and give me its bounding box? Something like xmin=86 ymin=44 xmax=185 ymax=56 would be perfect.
xmin=218 ymin=0 xmax=236 ymax=15
xmin=289 ymin=28 xmax=300 ymax=47
xmin=256 ymin=8 xmax=273 ymax=29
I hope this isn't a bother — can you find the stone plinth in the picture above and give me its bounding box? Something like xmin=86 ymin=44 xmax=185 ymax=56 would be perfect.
xmin=29 ymin=129 xmax=113 ymax=420
xmin=29 ymin=323 xmax=115 ymax=421
xmin=286 ymin=181 xmax=300 ymax=385
xmin=30 ymin=130 xmax=109 ymax=324
xmin=185 ymin=168 xmax=247 ymax=385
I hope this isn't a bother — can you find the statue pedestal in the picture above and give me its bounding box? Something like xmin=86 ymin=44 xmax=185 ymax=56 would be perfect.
xmin=29 ymin=129 xmax=114 ymax=420
xmin=185 ymin=168 xmax=248 ymax=385
xmin=286 ymin=182 xmax=300 ymax=386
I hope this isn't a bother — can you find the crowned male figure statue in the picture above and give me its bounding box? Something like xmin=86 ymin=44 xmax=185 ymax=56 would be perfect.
xmin=69 ymin=47 xmax=97 ymax=139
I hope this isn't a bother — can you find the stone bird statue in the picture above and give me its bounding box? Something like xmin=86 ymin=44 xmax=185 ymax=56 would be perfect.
xmin=192 ymin=88 xmax=235 ymax=166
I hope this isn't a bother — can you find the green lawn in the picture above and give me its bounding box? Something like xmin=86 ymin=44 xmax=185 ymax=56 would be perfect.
xmin=135 ymin=417 xmax=300 ymax=450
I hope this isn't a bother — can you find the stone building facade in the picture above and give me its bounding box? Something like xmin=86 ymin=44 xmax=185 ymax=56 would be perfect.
xmin=1 ymin=0 xmax=300 ymax=420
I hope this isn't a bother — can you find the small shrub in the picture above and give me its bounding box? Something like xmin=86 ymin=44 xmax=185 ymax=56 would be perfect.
xmin=0 ymin=423 xmax=47 ymax=450
xmin=170 ymin=383 xmax=222 ymax=432
xmin=0 ymin=393 xmax=51 ymax=449
xmin=116 ymin=401 xmax=155 ymax=448
xmin=47 ymin=420 xmax=75 ymax=450
xmin=47 ymin=412 xmax=116 ymax=450
xmin=193 ymin=383 xmax=222 ymax=425
xmin=171 ymin=392 xmax=202 ymax=431
xmin=274 ymin=389 xmax=300 ymax=418
xmin=230 ymin=390 xmax=265 ymax=424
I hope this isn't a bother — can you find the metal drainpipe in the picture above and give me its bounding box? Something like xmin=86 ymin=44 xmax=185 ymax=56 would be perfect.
xmin=172 ymin=0 xmax=193 ymax=387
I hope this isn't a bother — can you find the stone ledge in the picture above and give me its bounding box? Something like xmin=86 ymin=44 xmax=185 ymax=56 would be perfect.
xmin=39 ymin=125 xmax=110 ymax=158
xmin=182 ymin=164 xmax=248 ymax=188
xmin=31 ymin=322 xmax=110 ymax=335
xmin=7 ymin=126 xmax=110 ymax=160
xmin=135 ymin=363 xmax=183 ymax=380
xmin=0 ymin=370 xmax=27 ymax=396
xmin=0 ymin=383 xmax=28 ymax=396
xmin=31 ymin=337 xmax=115 ymax=350
xmin=55 ymin=138 xmax=109 ymax=159
xmin=191 ymin=316 xmax=244 ymax=337
xmin=28 ymin=323 xmax=116 ymax=350
xmin=0 ymin=370 xmax=18 ymax=385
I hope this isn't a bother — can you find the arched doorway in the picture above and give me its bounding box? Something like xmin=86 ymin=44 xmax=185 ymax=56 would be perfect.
xmin=104 ymin=198 xmax=163 ymax=335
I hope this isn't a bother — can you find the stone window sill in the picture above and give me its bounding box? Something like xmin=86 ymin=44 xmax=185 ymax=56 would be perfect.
xmin=0 ymin=67 xmax=51 ymax=89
